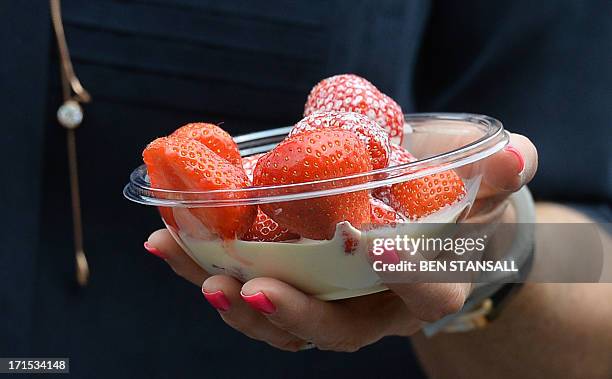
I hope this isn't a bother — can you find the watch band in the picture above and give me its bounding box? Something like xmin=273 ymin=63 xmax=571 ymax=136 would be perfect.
xmin=423 ymin=187 xmax=536 ymax=336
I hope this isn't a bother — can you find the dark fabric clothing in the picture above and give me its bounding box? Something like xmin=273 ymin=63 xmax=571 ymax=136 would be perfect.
xmin=3 ymin=1 xmax=430 ymax=378
xmin=0 ymin=0 xmax=50 ymax=357
xmin=1 ymin=0 xmax=610 ymax=378
xmin=415 ymin=0 xmax=612 ymax=202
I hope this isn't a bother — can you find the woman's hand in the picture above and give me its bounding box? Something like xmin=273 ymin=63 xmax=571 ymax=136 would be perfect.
xmin=145 ymin=133 xmax=537 ymax=352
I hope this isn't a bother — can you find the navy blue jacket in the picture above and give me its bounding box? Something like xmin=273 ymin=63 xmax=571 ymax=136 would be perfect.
xmin=1 ymin=1 xmax=610 ymax=377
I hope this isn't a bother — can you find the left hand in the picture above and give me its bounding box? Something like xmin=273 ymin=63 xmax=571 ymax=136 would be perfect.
xmin=145 ymin=132 xmax=537 ymax=352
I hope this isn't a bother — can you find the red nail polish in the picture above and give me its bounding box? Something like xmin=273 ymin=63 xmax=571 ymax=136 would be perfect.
xmin=380 ymin=248 xmax=400 ymax=265
xmin=505 ymin=145 xmax=525 ymax=173
xmin=369 ymin=246 xmax=400 ymax=265
xmin=202 ymin=290 xmax=231 ymax=312
xmin=241 ymin=291 xmax=276 ymax=314
xmin=144 ymin=241 xmax=166 ymax=259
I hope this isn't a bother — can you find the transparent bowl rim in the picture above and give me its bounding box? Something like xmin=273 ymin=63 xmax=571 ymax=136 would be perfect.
xmin=123 ymin=113 xmax=509 ymax=207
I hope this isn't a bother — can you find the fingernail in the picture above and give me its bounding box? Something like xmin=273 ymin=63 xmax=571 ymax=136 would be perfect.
xmin=144 ymin=241 xmax=166 ymax=259
xmin=504 ymin=145 xmax=525 ymax=174
xmin=202 ymin=290 xmax=231 ymax=312
xmin=380 ymin=248 xmax=400 ymax=265
xmin=241 ymin=291 xmax=276 ymax=314
xmin=369 ymin=247 xmax=400 ymax=265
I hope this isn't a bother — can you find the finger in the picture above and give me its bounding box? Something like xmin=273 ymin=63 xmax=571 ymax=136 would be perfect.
xmin=373 ymin=245 xmax=478 ymax=294
xmin=385 ymin=282 xmax=471 ymax=323
xmin=240 ymin=278 xmax=413 ymax=352
xmin=467 ymin=195 xmax=510 ymax=220
xmin=146 ymin=229 xmax=208 ymax=286
xmin=477 ymin=133 xmax=538 ymax=198
xmin=202 ymin=275 xmax=305 ymax=352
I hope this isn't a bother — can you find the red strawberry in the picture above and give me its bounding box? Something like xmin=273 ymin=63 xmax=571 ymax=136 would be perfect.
xmin=172 ymin=122 xmax=242 ymax=166
xmin=253 ymin=129 xmax=372 ymax=240
xmin=389 ymin=170 xmax=466 ymax=220
xmin=370 ymin=197 xmax=403 ymax=226
xmin=289 ymin=111 xmax=390 ymax=169
xmin=158 ymin=207 xmax=178 ymax=230
xmin=389 ymin=143 xmax=416 ymax=166
xmin=371 ymin=144 xmax=417 ymax=203
xmin=304 ymin=74 xmax=405 ymax=143
xmin=143 ymin=136 xmax=256 ymax=239
xmin=241 ymin=209 xmax=300 ymax=242
xmin=241 ymin=153 xmax=264 ymax=182
xmin=153 ymin=169 xmax=179 ymax=231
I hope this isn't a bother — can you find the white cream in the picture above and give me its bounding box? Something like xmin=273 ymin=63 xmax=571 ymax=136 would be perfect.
xmin=168 ymin=192 xmax=470 ymax=301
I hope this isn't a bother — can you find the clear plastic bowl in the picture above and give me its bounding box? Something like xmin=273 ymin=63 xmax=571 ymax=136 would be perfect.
xmin=124 ymin=113 xmax=508 ymax=300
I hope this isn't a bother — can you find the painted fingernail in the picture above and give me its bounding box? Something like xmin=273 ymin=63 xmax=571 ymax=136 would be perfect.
xmin=369 ymin=246 xmax=400 ymax=265
xmin=202 ymin=290 xmax=231 ymax=312
xmin=380 ymin=248 xmax=400 ymax=265
xmin=504 ymin=145 xmax=525 ymax=174
xmin=241 ymin=291 xmax=276 ymax=314
xmin=144 ymin=241 xmax=166 ymax=259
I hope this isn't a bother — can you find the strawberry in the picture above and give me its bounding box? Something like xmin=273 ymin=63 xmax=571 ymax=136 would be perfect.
xmin=253 ymin=129 xmax=372 ymax=240
xmin=304 ymin=74 xmax=405 ymax=143
xmin=389 ymin=143 xmax=416 ymax=166
xmin=370 ymin=197 xmax=403 ymax=226
xmin=143 ymin=136 xmax=256 ymax=239
xmin=158 ymin=207 xmax=179 ymax=230
xmin=289 ymin=111 xmax=390 ymax=169
xmin=241 ymin=153 xmax=264 ymax=182
xmin=389 ymin=170 xmax=466 ymax=220
xmin=171 ymin=122 xmax=242 ymax=166
xmin=241 ymin=209 xmax=300 ymax=242
xmin=371 ymin=144 xmax=417 ymax=203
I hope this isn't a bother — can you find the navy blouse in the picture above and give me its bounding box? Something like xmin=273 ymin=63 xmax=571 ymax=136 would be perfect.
xmin=1 ymin=1 xmax=609 ymax=378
